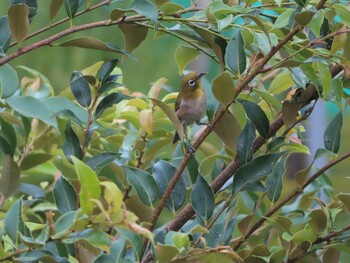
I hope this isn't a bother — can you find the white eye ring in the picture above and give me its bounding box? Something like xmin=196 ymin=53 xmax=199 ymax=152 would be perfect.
xmin=188 ymin=80 xmax=196 ymax=87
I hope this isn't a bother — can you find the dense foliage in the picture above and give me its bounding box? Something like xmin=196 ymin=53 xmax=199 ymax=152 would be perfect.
xmin=1 ymin=0 xmax=350 ymax=262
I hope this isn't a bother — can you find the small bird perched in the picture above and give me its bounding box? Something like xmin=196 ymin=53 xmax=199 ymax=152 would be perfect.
xmin=173 ymin=71 xmax=208 ymax=154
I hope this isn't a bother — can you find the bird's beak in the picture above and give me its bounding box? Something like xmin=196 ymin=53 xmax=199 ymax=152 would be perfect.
xmin=195 ymin=72 xmax=207 ymax=81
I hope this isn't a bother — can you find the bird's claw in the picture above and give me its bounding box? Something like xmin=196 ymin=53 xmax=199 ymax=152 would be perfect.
xmin=186 ymin=142 xmax=196 ymax=156
xmin=198 ymin=122 xmax=212 ymax=129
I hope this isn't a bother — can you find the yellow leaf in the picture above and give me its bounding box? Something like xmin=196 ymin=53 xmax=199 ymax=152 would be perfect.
xmin=139 ymin=109 xmax=153 ymax=134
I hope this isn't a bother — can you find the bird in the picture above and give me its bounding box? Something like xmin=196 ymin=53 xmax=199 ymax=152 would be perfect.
xmin=172 ymin=71 xmax=209 ymax=155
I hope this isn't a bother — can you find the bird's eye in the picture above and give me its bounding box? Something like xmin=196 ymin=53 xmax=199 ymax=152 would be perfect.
xmin=188 ymin=80 xmax=196 ymax=87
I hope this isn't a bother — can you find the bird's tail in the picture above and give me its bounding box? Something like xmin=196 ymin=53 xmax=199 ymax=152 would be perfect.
xmin=172 ymin=131 xmax=180 ymax=144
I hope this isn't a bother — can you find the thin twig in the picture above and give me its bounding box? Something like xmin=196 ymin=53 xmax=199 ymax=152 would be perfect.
xmin=81 ymin=86 xmax=100 ymax=157
xmin=0 ymin=4 xmax=202 ymax=66
xmin=9 ymin=0 xmax=112 ymax=47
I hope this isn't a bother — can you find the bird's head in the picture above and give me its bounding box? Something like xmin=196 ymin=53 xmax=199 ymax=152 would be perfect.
xmin=180 ymin=71 xmax=207 ymax=91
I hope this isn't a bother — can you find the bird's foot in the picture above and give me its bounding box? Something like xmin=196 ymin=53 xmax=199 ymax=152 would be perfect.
xmin=198 ymin=122 xmax=212 ymax=129
xmin=186 ymin=142 xmax=196 ymax=156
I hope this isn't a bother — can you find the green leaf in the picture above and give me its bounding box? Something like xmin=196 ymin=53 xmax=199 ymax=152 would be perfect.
xmin=253 ymin=89 xmax=282 ymax=111
xmin=240 ymin=99 xmax=270 ymax=138
xmin=0 ymin=155 xmax=20 ymax=198
xmin=15 ymin=249 xmax=70 ymax=263
xmin=18 ymin=183 xmax=45 ymax=199
xmin=8 ymin=4 xmax=29 ymax=46
xmin=232 ymin=152 xmax=284 ymax=194
xmin=155 ymin=243 xmax=179 ymax=263
xmin=160 ymin=2 xmax=184 ymax=15
xmin=87 ymin=152 xmax=120 ymax=174
xmin=20 ymin=153 xmax=53 ymax=170
xmin=213 ymin=110 xmax=241 ymax=152
xmin=283 ymin=142 xmax=310 ymax=154
xmin=99 ymin=81 xmax=123 ymax=95
xmin=243 ymin=14 xmax=270 ymax=42
xmin=152 ymin=160 xmax=186 ymax=212
xmin=4 ymin=198 xmax=29 ymax=243
xmin=334 ymin=4 xmax=350 ymax=27
xmin=308 ymin=11 xmax=324 ymax=37
xmin=116 ymin=227 xmax=143 ymax=259
xmin=192 ymin=27 xmax=226 ymax=71
xmin=294 ymin=11 xmax=314 ymax=26
xmin=324 ymin=112 xmax=343 ymax=153
xmin=52 ymin=109 xmax=82 ymax=126
xmin=282 ymin=100 xmax=298 ymax=128
xmin=124 ymin=166 xmax=158 ymax=206
xmin=54 ymin=211 xmax=78 ymax=238
xmin=114 ymin=0 xmax=158 ymax=29
xmin=175 ymin=45 xmax=200 ymax=75
xmin=58 ymin=37 xmax=131 ymax=57
xmin=100 ymin=181 xmax=123 ymax=216
xmin=37 ymin=223 xmax=50 ymax=245
xmin=225 ymin=29 xmax=246 ymax=75
xmin=212 ymin=72 xmax=236 ymax=105
xmin=53 ymin=176 xmax=77 ymax=214
xmin=96 ymin=59 xmax=119 ymax=83
xmin=0 ymin=117 xmax=16 ymax=151
xmin=50 ymin=0 xmax=64 ymax=22
xmin=291 ymin=228 xmax=317 ymax=244
xmin=323 ymin=248 xmax=340 ymax=263
xmin=10 ymin=0 xmax=39 ymax=20
xmin=63 ymin=122 xmax=82 ymax=163
xmin=190 ymin=175 xmax=214 ymax=221
xmin=266 ymin=155 xmax=287 ymax=202
xmin=65 ymin=229 xmax=111 ymax=251
xmin=73 ymin=157 xmax=101 ymax=214
xmin=109 ymin=238 xmax=126 ymax=262
xmin=70 ymin=71 xmax=91 ymax=107
xmin=0 ymin=136 xmax=14 ymax=156
xmin=273 ymin=9 xmax=294 ymax=29
xmin=150 ymin=98 xmax=183 ymax=141
xmin=0 ymin=16 xmax=11 ymax=56
xmin=0 ymin=64 xmax=19 ymax=98
xmin=317 ymin=62 xmax=331 ymax=99
xmin=43 ymin=96 xmax=88 ymax=124
xmin=290 ymin=67 xmax=308 ymax=88
xmin=300 ymin=63 xmax=319 ymax=89
xmin=64 ymin=0 xmax=79 ymax=18
xmin=119 ymin=24 xmax=148 ymax=52
xmin=237 ymin=120 xmax=256 ymax=163
xmin=309 ymin=209 xmax=327 ymax=234
xmin=19 ymin=232 xmax=43 ymax=248
xmin=295 ymin=0 xmax=309 ymax=7
xmin=269 ymin=72 xmax=294 ymax=94
xmin=337 ymin=193 xmax=350 ymax=212
xmin=6 ymin=96 xmax=57 ymax=127
xmin=95 ymin=92 xmax=129 ymax=118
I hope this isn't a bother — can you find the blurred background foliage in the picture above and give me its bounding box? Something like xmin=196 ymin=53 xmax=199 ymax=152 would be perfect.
xmin=1 ymin=0 xmax=349 ymax=195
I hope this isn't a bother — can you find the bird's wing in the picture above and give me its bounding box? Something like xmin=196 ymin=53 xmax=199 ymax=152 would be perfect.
xmin=175 ymin=93 xmax=181 ymax=112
